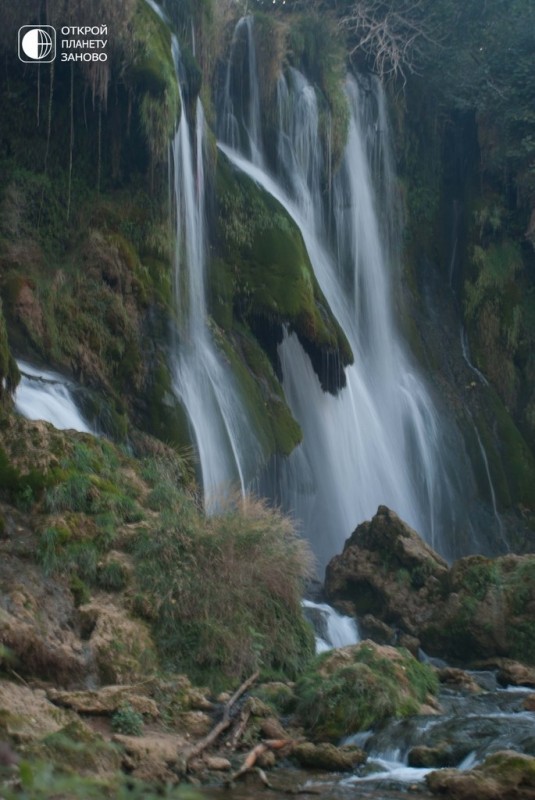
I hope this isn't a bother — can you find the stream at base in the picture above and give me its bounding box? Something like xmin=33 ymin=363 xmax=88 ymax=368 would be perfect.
xmin=206 ymin=675 xmax=534 ymax=800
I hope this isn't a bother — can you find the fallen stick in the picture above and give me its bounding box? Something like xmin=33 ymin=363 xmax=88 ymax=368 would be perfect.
xmin=227 ymin=706 xmax=252 ymax=749
xmin=228 ymin=738 xmax=294 ymax=783
xmin=184 ymin=671 xmax=259 ymax=768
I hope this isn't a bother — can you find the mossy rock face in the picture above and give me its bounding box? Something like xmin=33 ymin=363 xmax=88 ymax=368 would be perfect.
xmin=124 ymin=0 xmax=180 ymax=163
xmin=140 ymin=354 xmax=192 ymax=450
xmin=295 ymin=641 xmax=438 ymax=740
xmin=421 ymin=553 xmax=535 ymax=666
xmin=214 ymin=154 xmax=353 ymax=394
xmin=216 ymin=325 xmax=302 ymax=460
xmin=285 ymin=14 xmax=349 ymax=172
xmin=326 ymin=508 xmax=535 ymax=667
xmin=293 ymin=742 xmax=366 ymax=772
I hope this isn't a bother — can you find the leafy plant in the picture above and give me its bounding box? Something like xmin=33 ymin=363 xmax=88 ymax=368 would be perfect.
xmin=111 ymin=704 xmax=144 ymax=736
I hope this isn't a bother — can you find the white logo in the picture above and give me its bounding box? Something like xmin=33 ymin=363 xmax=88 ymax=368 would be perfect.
xmin=18 ymin=26 xmax=56 ymax=63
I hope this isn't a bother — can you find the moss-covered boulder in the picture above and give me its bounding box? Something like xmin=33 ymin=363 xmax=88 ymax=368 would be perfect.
xmin=421 ymin=554 xmax=535 ymax=665
xmin=294 ymin=641 xmax=438 ymax=740
xmin=325 ymin=507 xmax=535 ymax=667
xmin=426 ymin=750 xmax=535 ymax=800
xmin=293 ymin=742 xmax=366 ymax=772
xmin=34 ymin=720 xmax=122 ymax=779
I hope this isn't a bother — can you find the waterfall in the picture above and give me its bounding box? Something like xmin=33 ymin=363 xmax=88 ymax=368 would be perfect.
xmin=14 ymin=360 xmax=94 ymax=434
xmin=219 ymin=16 xmax=264 ymax=167
xmin=218 ymin=20 xmax=468 ymax=568
xmin=166 ymin=30 xmax=262 ymax=510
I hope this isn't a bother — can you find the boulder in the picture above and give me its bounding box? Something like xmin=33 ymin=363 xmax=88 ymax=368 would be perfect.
xmin=113 ymin=731 xmax=187 ymax=783
xmin=426 ymin=750 xmax=535 ymax=800
xmin=326 ymin=507 xmax=535 ymax=668
xmin=325 ymin=506 xmax=448 ymax=636
xmin=437 ymin=667 xmax=481 ymax=694
xmin=293 ymin=742 xmax=366 ymax=771
xmin=295 ymin=641 xmax=438 ymax=740
xmin=474 ymin=659 xmax=535 ymax=688
xmin=0 ymin=680 xmax=74 ymax=744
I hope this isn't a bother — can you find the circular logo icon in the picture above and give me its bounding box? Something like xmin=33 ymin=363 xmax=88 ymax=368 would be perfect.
xmin=21 ymin=28 xmax=54 ymax=61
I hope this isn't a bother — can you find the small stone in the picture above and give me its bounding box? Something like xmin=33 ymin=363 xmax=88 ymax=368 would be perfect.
xmin=203 ymin=756 xmax=231 ymax=771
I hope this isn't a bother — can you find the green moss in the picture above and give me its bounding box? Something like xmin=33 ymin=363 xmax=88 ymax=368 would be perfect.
xmin=215 ymin=154 xmax=353 ymax=392
xmin=39 ymin=721 xmax=121 ymax=776
xmin=126 ymin=0 xmax=180 ymax=162
xmin=216 ymin=327 xmax=302 ymax=460
xmin=143 ymin=355 xmax=192 ymax=450
xmin=452 ymin=557 xmax=502 ymax=601
xmin=486 ymin=390 xmax=535 ymax=508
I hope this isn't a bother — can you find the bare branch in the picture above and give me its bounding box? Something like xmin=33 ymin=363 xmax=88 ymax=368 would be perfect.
xmin=339 ymin=0 xmax=442 ymax=84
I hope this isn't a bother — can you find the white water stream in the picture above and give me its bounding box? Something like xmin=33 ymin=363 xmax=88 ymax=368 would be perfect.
xmin=14 ymin=360 xmax=93 ymax=434
xmin=301 ymin=599 xmax=360 ymax=653
xmin=163 ymin=14 xmax=262 ymax=511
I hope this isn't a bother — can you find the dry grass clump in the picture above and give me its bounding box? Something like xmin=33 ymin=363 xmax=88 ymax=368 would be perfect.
xmin=131 ymin=486 xmax=315 ymax=687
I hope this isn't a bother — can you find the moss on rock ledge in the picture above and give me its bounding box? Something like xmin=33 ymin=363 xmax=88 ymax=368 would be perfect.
xmin=214 ymin=154 xmax=353 ymax=395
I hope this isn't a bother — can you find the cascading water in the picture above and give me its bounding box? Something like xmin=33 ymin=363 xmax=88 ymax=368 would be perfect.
xmin=14 ymin=360 xmax=94 ymax=434
xmin=219 ymin=18 xmax=471 ymax=568
xmin=219 ymin=16 xmax=265 ymax=167
xmin=166 ymin=23 xmax=262 ymax=510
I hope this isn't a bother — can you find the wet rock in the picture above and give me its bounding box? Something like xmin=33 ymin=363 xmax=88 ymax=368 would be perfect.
xmin=326 ymin=508 xmax=535 ymax=667
xmin=523 ymin=694 xmax=535 ymax=712
xmin=398 ymin=633 xmax=421 ymax=656
xmin=426 ymin=750 xmax=535 ymax=799
xmin=293 ymin=742 xmax=366 ymax=771
xmin=494 ymin=659 xmax=535 ymax=687
xmin=437 ymin=667 xmax=481 ymax=693
xmin=360 ymin=614 xmax=396 ymax=645
xmin=409 ymin=743 xmax=471 ymax=768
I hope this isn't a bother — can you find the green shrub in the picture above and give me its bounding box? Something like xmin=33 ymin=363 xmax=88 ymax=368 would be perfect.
xmin=97 ymin=560 xmax=128 ymax=591
xmin=111 ymin=704 xmax=144 ymax=736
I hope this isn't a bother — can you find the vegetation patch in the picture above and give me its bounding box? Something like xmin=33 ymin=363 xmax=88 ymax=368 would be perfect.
xmin=131 ymin=487 xmax=314 ymax=687
xmin=295 ymin=641 xmax=438 ymax=740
